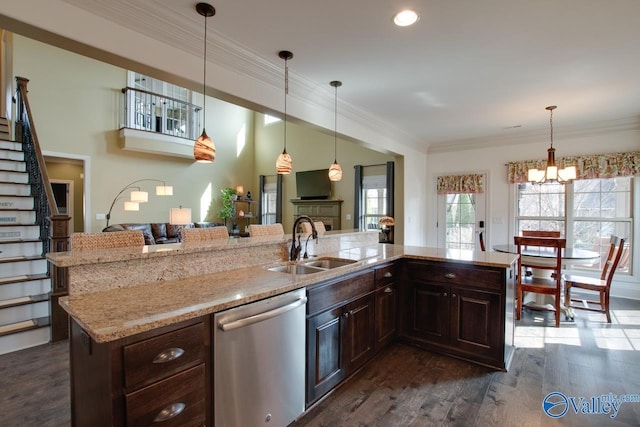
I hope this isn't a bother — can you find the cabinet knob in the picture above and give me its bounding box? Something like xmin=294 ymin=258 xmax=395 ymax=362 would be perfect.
xmin=384 ymin=272 xmax=393 ymax=278
xmin=452 ymin=293 xmax=457 ymax=298
xmin=442 ymin=292 xmax=448 ymax=297
xmin=152 ymin=347 xmax=185 ymax=364
xmin=444 ymin=273 xmax=457 ymax=279
xmin=153 ymin=402 xmax=185 ymax=422
xmin=384 ymin=287 xmax=393 ymax=293
xmin=343 ymin=312 xmax=350 ymax=318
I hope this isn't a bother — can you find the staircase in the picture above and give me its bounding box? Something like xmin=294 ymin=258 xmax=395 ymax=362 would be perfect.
xmin=0 ymin=116 xmax=52 ymax=355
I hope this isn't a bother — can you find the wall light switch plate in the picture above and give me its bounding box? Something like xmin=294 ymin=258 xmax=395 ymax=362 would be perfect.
xmin=96 ymin=213 xmax=106 ymax=220
xmin=346 ymin=214 xmax=352 ymax=220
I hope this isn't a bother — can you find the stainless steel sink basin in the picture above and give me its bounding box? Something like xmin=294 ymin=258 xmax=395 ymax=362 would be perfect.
xmin=267 ymin=257 xmax=357 ymax=275
xmin=301 ymin=257 xmax=357 ymax=269
xmin=267 ymin=264 xmax=325 ymax=275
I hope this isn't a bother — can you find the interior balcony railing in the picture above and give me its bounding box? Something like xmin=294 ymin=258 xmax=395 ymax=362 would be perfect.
xmin=121 ymin=87 xmax=202 ymax=140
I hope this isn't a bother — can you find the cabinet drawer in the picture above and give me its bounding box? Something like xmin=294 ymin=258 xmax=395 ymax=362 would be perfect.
xmin=126 ymin=364 xmax=205 ymax=427
xmin=307 ymin=271 xmax=374 ymax=315
xmin=123 ymin=323 xmax=205 ymax=390
xmin=374 ymin=263 xmax=396 ymax=287
xmin=406 ymin=261 xmax=502 ymax=291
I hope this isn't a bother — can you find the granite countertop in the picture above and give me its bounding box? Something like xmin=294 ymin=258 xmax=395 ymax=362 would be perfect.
xmin=59 ymin=243 xmax=518 ymax=343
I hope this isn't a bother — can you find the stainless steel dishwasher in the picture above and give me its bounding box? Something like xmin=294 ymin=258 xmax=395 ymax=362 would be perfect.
xmin=214 ymin=288 xmax=307 ymax=427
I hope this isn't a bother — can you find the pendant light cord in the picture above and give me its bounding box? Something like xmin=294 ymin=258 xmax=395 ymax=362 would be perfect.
xmin=549 ymin=107 xmax=553 ymax=148
xmin=202 ymin=13 xmax=207 ymax=126
xmin=333 ymin=83 xmax=338 ymax=162
xmin=284 ymin=57 xmax=288 ymax=151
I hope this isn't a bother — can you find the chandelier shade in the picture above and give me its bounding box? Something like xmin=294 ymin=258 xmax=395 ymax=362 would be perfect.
xmin=276 ymin=50 xmax=294 ymax=174
xmin=193 ymin=3 xmax=216 ymax=163
xmin=527 ymin=106 xmax=576 ymax=184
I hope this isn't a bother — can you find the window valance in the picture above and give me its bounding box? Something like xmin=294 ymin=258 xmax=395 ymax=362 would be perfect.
xmin=507 ymin=151 xmax=640 ymax=183
xmin=437 ymin=174 xmax=484 ymax=194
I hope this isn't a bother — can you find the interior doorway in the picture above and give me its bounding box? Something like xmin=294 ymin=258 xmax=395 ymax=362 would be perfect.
xmin=50 ymin=179 xmax=74 ymax=233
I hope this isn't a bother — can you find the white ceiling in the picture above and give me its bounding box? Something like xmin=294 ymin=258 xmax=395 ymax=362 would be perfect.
xmin=4 ymin=0 xmax=640 ymax=152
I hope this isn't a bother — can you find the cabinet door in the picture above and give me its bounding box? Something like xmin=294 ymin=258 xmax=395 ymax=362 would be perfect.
xmin=450 ymin=286 xmax=502 ymax=359
xmin=343 ymin=294 xmax=376 ymax=373
xmin=405 ymin=281 xmax=450 ymax=345
xmin=375 ymin=283 xmax=397 ymax=351
xmin=306 ymin=306 xmax=346 ymax=405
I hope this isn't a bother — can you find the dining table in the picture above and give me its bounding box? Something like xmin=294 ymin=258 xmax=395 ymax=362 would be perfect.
xmin=492 ymin=243 xmax=601 ymax=319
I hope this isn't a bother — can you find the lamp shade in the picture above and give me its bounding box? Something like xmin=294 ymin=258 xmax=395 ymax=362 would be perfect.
xmin=328 ymin=161 xmax=343 ymax=181
xmin=194 ymin=130 xmax=216 ymax=163
xmin=276 ymin=150 xmax=293 ymax=174
xmin=156 ymin=185 xmax=173 ymax=196
xmin=124 ymin=201 xmax=139 ymax=211
xmin=170 ymin=206 xmax=192 ymax=225
xmin=130 ymin=190 xmax=148 ymax=203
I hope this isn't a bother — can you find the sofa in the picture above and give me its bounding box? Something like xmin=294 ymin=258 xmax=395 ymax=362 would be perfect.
xmin=103 ymin=222 xmax=225 ymax=245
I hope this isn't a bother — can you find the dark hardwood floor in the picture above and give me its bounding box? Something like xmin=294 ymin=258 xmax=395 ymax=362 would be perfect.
xmin=1 ymin=296 xmax=638 ymax=427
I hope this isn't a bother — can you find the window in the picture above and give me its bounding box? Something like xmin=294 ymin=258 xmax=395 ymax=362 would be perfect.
xmin=261 ymin=182 xmax=278 ymax=225
xmin=516 ymin=177 xmax=633 ymax=273
xmin=445 ymin=194 xmax=477 ymax=250
xmin=361 ymin=175 xmax=387 ymax=230
xmin=126 ymin=72 xmax=198 ymax=139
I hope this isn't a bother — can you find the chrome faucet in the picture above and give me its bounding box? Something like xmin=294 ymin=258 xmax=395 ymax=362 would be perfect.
xmin=290 ymin=215 xmax=318 ymax=261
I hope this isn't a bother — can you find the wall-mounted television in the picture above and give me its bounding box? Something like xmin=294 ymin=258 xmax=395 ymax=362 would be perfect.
xmin=296 ymin=169 xmax=331 ymax=200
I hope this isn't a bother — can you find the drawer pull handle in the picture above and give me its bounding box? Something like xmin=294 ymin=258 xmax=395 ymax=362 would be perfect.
xmin=442 ymin=292 xmax=448 ymax=297
xmin=444 ymin=273 xmax=457 ymax=279
xmin=384 ymin=272 xmax=393 ymax=278
xmin=153 ymin=402 xmax=185 ymax=422
xmin=152 ymin=347 xmax=185 ymax=364
xmin=384 ymin=287 xmax=393 ymax=293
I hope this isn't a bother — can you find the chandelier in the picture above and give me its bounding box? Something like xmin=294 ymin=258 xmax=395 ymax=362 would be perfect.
xmin=527 ymin=106 xmax=576 ymax=184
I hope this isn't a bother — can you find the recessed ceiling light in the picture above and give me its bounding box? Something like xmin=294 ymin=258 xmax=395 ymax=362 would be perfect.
xmin=394 ymin=9 xmax=419 ymax=27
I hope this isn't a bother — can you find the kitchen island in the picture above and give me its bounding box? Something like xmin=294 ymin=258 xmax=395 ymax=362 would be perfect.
xmin=48 ymin=231 xmax=518 ymax=426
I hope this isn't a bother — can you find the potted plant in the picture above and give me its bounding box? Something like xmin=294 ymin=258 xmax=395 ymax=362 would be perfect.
xmin=219 ymin=187 xmax=237 ymax=227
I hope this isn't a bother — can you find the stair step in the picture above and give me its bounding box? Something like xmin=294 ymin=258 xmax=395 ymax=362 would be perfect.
xmin=0 ymin=273 xmax=49 ymax=286
xmin=0 ymin=322 xmax=50 ymax=355
xmin=0 ymin=141 xmax=20 ymax=151
xmin=0 ymin=224 xmax=40 ymax=240
xmin=0 ymin=293 xmax=49 ymax=309
xmin=0 ymin=210 xmax=36 ymax=224
xmin=0 ymin=182 xmax=31 ymax=196
xmin=0 ymin=159 xmax=25 ymax=172
xmin=0 ymin=299 xmax=49 ymax=324
xmin=0 ymin=195 xmax=34 ymax=210
xmin=0 ymin=278 xmax=50 ymax=300
xmin=0 ymin=171 xmax=28 ymax=184
xmin=0 ymin=149 xmax=24 ymax=161
xmin=0 ymin=240 xmax=43 ymax=259
xmin=0 ymin=258 xmax=47 ymax=280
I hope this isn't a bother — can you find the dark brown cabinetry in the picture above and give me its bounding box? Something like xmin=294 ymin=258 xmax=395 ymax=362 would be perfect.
xmin=69 ymin=317 xmax=211 ymax=426
xmin=373 ymin=262 xmax=397 ymax=351
xmin=399 ymin=259 xmax=515 ymax=370
xmin=306 ymin=270 xmax=375 ymax=406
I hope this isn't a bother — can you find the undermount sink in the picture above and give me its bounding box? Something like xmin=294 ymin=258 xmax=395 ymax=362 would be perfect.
xmin=267 ymin=257 xmax=357 ymax=275
xmin=267 ymin=264 xmax=326 ymax=275
xmin=301 ymin=257 xmax=357 ymax=269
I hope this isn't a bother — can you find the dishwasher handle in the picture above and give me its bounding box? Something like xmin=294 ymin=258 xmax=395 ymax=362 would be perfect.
xmin=218 ymin=296 xmax=308 ymax=332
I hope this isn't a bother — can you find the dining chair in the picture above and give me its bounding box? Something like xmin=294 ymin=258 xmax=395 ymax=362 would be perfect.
xmin=300 ymin=221 xmax=326 ymax=237
xmin=248 ymin=223 xmax=285 ymax=238
xmin=564 ymin=236 xmax=625 ymax=323
xmin=70 ymin=230 xmax=145 ymax=250
xmin=521 ymin=231 xmax=560 ymax=275
xmin=514 ymin=236 xmax=566 ymax=327
xmin=479 ymin=231 xmax=486 ymax=252
xmin=181 ymin=226 xmax=229 ymax=242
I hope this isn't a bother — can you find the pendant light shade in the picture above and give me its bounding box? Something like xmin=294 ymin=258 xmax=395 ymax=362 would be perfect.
xmin=194 ymin=3 xmax=216 ymax=163
xmin=276 ymin=50 xmax=294 ymax=174
xmin=328 ymin=80 xmax=343 ymax=182
xmin=527 ymin=106 xmax=576 ymax=184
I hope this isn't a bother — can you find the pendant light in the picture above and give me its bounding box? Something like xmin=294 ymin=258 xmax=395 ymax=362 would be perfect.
xmin=527 ymin=106 xmax=576 ymax=184
xmin=276 ymin=50 xmax=293 ymax=174
xmin=194 ymin=3 xmax=216 ymax=163
xmin=328 ymin=80 xmax=343 ymax=182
